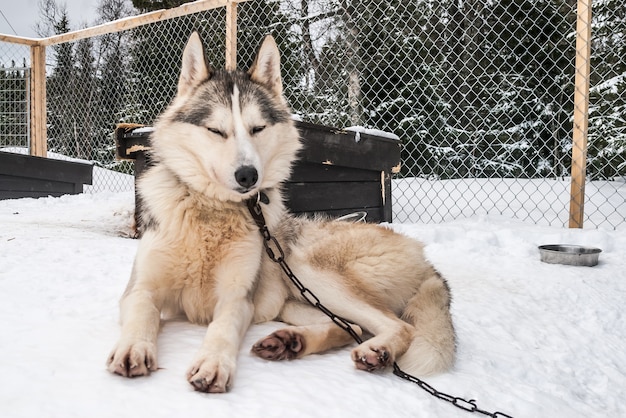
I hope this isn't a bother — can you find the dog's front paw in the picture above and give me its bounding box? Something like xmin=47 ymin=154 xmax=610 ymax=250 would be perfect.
xmin=351 ymin=345 xmax=391 ymax=372
xmin=107 ymin=341 xmax=157 ymax=377
xmin=186 ymin=354 xmax=235 ymax=393
xmin=251 ymin=329 xmax=305 ymax=361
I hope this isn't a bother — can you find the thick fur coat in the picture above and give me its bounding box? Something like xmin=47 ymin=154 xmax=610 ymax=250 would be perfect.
xmin=107 ymin=32 xmax=456 ymax=393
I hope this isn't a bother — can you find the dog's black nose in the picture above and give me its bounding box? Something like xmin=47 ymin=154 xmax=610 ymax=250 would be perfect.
xmin=235 ymin=166 xmax=259 ymax=189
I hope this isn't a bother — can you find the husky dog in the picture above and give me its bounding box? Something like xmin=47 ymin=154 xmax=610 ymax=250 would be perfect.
xmin=107 ymin=32 xmax=455 ymax=393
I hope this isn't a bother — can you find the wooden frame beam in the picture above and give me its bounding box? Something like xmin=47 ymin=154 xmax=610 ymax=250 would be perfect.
xmin=225 ymin=1 xmax=238 ymax=71
xmin=29 ymin=45 xmax=46 ymax=157
xmin=42 ymin=0 xmax=243 ymax=47
xmin=569 ymin=0 xmax=592 ymax=228
xmin=2 ymin=1 xmax=250 ymax=47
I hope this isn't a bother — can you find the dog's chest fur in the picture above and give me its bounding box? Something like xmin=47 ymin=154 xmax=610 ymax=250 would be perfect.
xmin=137 ymin=167 xmax=261 ymax=324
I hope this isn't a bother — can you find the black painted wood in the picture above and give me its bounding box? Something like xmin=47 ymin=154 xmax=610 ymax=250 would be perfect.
xmin=295 ymin=121 xmax=400 ymax=172
xmin=284 ymin=182 xmax=381 ymax=212
xmin=0 ymin=152 xmax=93 ymax=200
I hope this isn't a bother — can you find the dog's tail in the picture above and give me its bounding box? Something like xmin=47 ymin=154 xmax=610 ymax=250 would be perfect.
xmin=396 ymin=269 xmax=456 ymax=376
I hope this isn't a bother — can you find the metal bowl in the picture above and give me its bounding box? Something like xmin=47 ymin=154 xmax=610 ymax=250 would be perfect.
xmin=538 ymin=244 xmax=602 ymax=267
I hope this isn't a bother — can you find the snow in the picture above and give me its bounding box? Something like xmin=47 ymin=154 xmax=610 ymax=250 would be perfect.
xmin=590 ymin=73 xmax=625 ymax=95
xmin=345 ymin=126 xmax=401 ymax=141
xmin=1 ymin=174 xmax=626 ymax=418
xmin=131 ymin=126 xmax=155 ymax=134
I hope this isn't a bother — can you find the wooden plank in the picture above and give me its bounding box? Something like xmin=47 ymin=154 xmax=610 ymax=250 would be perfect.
xmin=284 ymin=182 xmax=382 ymax=212
xmin=0 ymin=34 xmax=40 ymax=46
xmin=37 ymin=0 xmax=250 ymax=47
xmin=0 ymin=176 xmax=76 ymax=194
xmin=569 ymin=0 xmax=592 ymax=228
xmin=382 ymin=170 xmax=392 ymax=222
xmin=1 ymin=1 xmax=250 ymax=48
xmin=0 ymin=153 xmax=93 ymax=185
xmin=225 ymin=1 xmax=238 ymax=71
xmin=115 ymin=123 xmax=148 ymax=159
xmin=0 ymin=0 xmax=248 ymax=46
xmin=289 ymin=162 xmax=380 ymax=183
xmin=295 ymin=121 xmax=401 ymax=173
xmin=30 ymin=45 xmax=47 ymax=157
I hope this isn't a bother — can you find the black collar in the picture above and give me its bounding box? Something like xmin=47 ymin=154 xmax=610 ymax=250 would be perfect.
xmin=246 ymin=190 xmax=270 ymax=230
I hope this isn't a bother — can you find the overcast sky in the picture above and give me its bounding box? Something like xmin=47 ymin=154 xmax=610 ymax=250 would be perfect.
xmin=1 ymin=0 xmax=99 ymax=38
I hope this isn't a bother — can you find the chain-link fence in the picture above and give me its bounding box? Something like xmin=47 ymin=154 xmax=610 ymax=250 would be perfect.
xmin=1 ymin=0 xmax=624 ymax=228
xmin=0 ymin=65 xmax=29 ymax=151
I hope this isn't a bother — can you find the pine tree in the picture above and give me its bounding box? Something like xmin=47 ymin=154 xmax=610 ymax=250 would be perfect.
xmin=311 ymin=1 xmax=451 ymax=176
xmin=72 ymin=36 xmax=98 ymax=160
xmin=587 ymin=0 xmax=626 ymax=179
xmin=424 ymin=0 xmax=576 ymax=178
xmin=132 ymin=0 xmax=188 ymax=11
xmin=95 ymin=0 xmax=135 ymax=169
xmin=43 ymin=4 xmax=77 ymax=157
xmin=357 ymin=1 xmax=450 ymax=177
xmin=237 ymin=0 xmax=304 ymax=118
xmin=468 ymin=0 xmax=575 ymax=178
xmin=123 ymin=0 xmax=196 ymax=124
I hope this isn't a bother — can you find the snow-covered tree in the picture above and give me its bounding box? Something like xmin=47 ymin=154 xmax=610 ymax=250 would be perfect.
xmin=588 ymin=0 xmax=626 ymax=179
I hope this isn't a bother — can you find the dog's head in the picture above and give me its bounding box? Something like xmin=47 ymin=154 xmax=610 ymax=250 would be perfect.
xmin=151 ymin=32 xmax=301 ymax=202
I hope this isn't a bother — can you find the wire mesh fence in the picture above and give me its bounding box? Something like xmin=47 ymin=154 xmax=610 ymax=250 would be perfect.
xmin=0 ymin=0 xmax=624 ymax=228
xmin=0 ymin=65 xmax=29 ymax=150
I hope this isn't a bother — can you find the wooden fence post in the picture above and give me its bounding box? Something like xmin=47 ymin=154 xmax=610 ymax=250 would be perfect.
xmin=29 ymin=44 xmax=47 ymax=158
xmin=569 ymin=0 xmax=592 ymax=228
xmin=225 ymin=1 xmax=237 ymax=71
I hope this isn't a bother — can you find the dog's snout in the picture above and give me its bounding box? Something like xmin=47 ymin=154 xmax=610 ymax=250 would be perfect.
xmin=234 ymin=166 xmax=259 ymax=189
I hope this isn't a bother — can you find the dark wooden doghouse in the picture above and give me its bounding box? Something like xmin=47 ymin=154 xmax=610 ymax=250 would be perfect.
xmin=115 ymin=121 xmax=400 ymax=226
xmin=0 ymin=152 xmax=93 ymax=200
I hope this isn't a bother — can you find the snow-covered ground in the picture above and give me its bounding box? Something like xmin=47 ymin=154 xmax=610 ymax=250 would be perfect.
xmin=1 ymin=172 xmax=625 ymax=418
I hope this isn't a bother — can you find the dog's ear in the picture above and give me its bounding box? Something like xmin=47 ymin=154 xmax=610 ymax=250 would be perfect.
xmin=178 ymin=32 xmax=212 ymax=97
xmin=248 ymin=35 xmax=283 ymax=98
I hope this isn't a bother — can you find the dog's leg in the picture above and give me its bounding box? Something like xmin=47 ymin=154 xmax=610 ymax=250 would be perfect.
xmin=297 ymin=276 xmax=415 ymax=371
xmin=107 ymin=276 xmax=162 ymax=377
xmin=251 ymin=301 xmax=362 ymax=360
xmin=293 ymin=271 xmax=415 ymax=371
xmin=186 ymin=246 xmax=260 ymax=393
xmin=348 ymin=310 xmax=415 ymax=372
xmin=186 ymin=294 xmax=254 ymax=393
xmin=258 ymin=261 xmax=415 ymax=371
xmin=293 ymin=290 xmax=414 ymax=372
xmin=340 ymin=273 xmax=455 ymax=375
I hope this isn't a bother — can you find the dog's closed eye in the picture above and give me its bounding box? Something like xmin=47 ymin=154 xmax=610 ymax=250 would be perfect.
xmin=207 ymin=127 xmax=226 ymax=138
xmin=251 ymin=126 xmax=266 ymax=135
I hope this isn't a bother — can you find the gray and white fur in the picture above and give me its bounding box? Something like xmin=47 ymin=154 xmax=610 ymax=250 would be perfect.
xmin=107 ymin=32 xmax=456 ymax=393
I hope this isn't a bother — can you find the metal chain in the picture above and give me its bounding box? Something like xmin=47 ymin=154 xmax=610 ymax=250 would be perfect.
xmin=247 ymin=194 xmax=514 ymax=418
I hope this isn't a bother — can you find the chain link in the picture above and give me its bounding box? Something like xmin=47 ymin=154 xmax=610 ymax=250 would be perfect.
xmin=392 ymin=364 xmax=513 ymax=418
xmin=247 ymin=194 xmax=514 ymax=418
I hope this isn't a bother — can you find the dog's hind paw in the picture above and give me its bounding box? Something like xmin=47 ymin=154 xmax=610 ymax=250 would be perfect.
xmin=107 ymin=341 xmax=157 ymax=377
xmin=351 ymin=345 xmax=391 ymax=372
xmin=251 ymin=329 xmax=305 ymax=361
